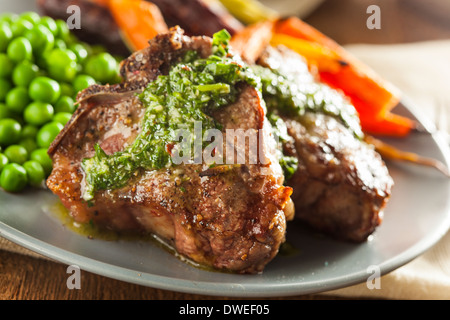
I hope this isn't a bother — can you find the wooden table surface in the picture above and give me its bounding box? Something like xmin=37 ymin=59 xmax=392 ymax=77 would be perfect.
xmin=1 ymin=0 xmax=450 ymax=301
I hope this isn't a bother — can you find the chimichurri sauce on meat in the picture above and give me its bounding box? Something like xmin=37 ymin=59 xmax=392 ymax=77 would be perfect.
xmin=81 ymin=30 xmax=257 ymax=201
xmin=81 ymin=29 xmax=363 ymax=201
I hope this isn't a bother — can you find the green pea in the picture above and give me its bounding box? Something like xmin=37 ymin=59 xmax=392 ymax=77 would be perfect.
xmin=53 ymin=38 xmax=67 ymax=50
xmin=0 ymin=118 xmax=21 ymax=146
xmin=24 ymin=24 xmax=54 ymax=55
xmin=29 ymin=76 xmax=61 ymax=103
xmin=55 ymin=19 xmax=70 ymax=42
xmin=19 ymin=137 xmax=37 ymax=154
xmin=84 ymin=52 xmax=118 ymax=83
xmin=47 ymin=47 xmax=77 ymax=66
xmin=6 ymin=87 xmax=30 ymax=113
xmin=46 ymin=48 xmax=78 ymax=82
xmin=110 ymin=70 xmax=123 ymax=85
xmin=7 ymin=36 xmax=33 ymax=62
xmin=52 ymin=112 xmax=72 ymax=125
xmin=21 ymin=124 xmax=38 ymax=139
xmin=23 ymin=160 xmax=45 ymax=187
xmin=65 ymin=33 xmax=78 ymax=47
xmin=54 ymin=95 xmax=75 ymax=113
xmin=10 ymin=18 xmax=33 ymax=38
xmin=0 ymin=23 xmax=13 ymax=52
xmin=0 ymin=53 xmax=14 ymax=78
xmin=5 ymin=87 xmax=29 ymax=113
xmin=36 ymin=121 xmax=63 ymax=148
xmin=69 ymin=43 xmax=88 ymax=64
xmin=59 ymin=83 xmax=75 ymax=98
xmin=12 ymin=60 xmax=39 ymax=87
xmin=0 ymin=163 xmax=28 ymax=192
xmin=4 ymin=144 xmax=28 ymax=164
xmin=23 ymin=101 xmax=54 ymax=126
xmin=0 ymin=153 xmax=8 ymax=171
xmin=0 ymin=78 xmax=12 ymax=101
xmin=49 ymin=62 xmax=78 ymax=83
xmin=30 ymin=148 xmax=52 ymax=176
xmin=0 ymin=103 xmax=11 ymax=119
xmin=39 ymin=16 xmax=58 ymax=36
xmin=88 ymin=44 xmax=106 ymax=55
xmin=73 ymin=74 xmax=95 ymax=93
xmin=0 ymin=13 xmax=18 ymax=25
xmin=34 ymin=51 xmax=48 ymax=69
xmin=19 ymin=12 xmax=41 ymax=25
xmin=81 ymin=42 xmax=93 ymax=56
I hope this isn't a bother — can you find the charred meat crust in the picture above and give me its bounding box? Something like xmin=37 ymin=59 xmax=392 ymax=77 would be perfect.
xmin=257 ymin=46 xmax=394 ymax=242
xmin=119 ymin=26 xmax=213 ymax=85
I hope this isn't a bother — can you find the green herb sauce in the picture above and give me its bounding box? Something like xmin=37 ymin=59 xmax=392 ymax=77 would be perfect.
xmin=81 ymin=30 xmax=363 ymax=201
xmin=81 ymin=30 xmax=257 ymax=201
xmin=251 ymin=64 xmax=363 ymax=140
xmin=250 ymin=61 xmax=363 ymax=180
xmin=267 ymin=112 xmax=299 ymax=180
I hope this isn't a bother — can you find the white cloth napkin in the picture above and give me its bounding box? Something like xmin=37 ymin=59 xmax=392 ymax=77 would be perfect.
xmin=322 ymin=40 xmax=450 ymax=300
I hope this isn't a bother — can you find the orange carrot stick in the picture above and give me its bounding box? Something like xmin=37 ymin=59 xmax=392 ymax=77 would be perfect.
xmin=270 ymin=33 xmax=348 ymax=73
xmin=359 ymin=112 xmax=416 ymax=137
xmin=274 ymin=16 xmax=340 ymax=50
xmin=365 ymin=135 xmax=450 ymax=177
xmin=230 ymin=19 xmax=275 ymax=64
xmin=107 ymin=0 xmax=168 ymax=52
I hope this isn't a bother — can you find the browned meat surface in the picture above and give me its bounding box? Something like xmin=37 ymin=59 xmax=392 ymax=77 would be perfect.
xmin=118 ymin=27 xmax=213 ymax=85
xmin=256 ymin=46 xmax=394 ymax=242
xmin=47 ymin=27 xmax=293 ymax=274
xmin=283 ymin=114 xmax=393 ymax=242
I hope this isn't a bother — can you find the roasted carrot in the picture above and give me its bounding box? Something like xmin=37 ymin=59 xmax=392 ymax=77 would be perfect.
xmin=359 ymin=112 xmax=416 ymax=137
xmin=273 ymin=16 xmax=413 ymax=137
xmin=319 ymin=64 xmax=402 ymax=116
xmin=270 ymin=33 xmax=348 ymax=73
xmin=230 ymin=19 xmax=275 ymax=64
xmin=107 ymin=0 xmax=168 ymax=52
xmin=319 ymin=69 xmax=413 ymax=137
xmin=365 ymin=135 xmax=450 ymax=177
xmin=274 ymin=16 xmax=341 ymax=51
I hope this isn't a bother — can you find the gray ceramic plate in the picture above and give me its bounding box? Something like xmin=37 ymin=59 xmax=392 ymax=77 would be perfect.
xmin=1 ymin=99 xmax=449 ymax=297
xmin=1 ymin=1 xmax=450 ymax=298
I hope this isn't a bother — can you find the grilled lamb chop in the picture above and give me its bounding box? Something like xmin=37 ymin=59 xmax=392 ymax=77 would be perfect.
xmin=256 ymin=45 xmax=394 ymax=242
xmin=283 ymin=114 xmax=393 ymax=242
xmin=47 ymin=27 xmax=293 ymax=274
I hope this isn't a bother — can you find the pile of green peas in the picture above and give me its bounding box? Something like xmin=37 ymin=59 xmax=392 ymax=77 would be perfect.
xmin=0 ymin=11 xmax=122 ymax=192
